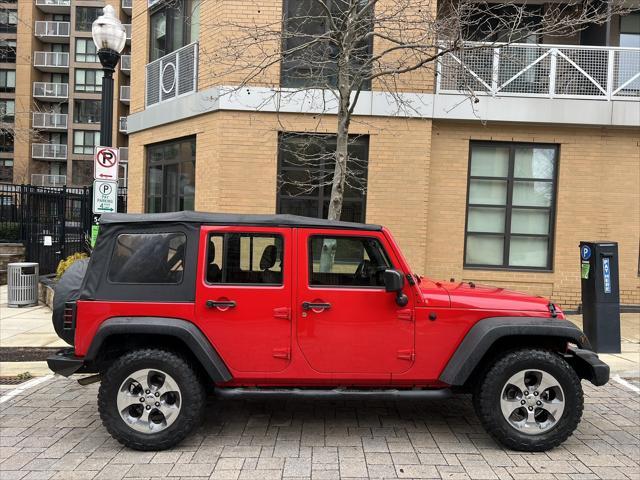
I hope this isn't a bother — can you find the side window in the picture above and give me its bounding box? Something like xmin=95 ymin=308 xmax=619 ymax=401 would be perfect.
xmin=207 ymin=233 xmax=283 ymax=285
xmin=309 ymin=236 xmax=391 ymax=287
xmin=109 ymin=233 xmax=186 ymax=284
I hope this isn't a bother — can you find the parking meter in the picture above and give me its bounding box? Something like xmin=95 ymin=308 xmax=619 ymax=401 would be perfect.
xmin=579 ymin=242 xmax=621 ymax=353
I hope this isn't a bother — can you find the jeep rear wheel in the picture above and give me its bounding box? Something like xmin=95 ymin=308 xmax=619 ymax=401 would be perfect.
xmin=98 ymin=349 xmax=206 ymax=451
xmin=473 ymin=348 xmax=583 ymax=452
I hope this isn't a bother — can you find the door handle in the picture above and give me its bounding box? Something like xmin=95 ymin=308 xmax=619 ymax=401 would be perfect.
xmin=302 ymin=302 xmax=331 ymax=311
xmin=206 ymin=300 xmax=236 ymax=309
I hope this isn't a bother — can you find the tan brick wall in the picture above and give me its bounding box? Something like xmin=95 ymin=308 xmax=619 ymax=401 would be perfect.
xmin=127 ymin=111 xmax=433 ymax=273
xmin=427 ymin=121 xmax=640 ymax=309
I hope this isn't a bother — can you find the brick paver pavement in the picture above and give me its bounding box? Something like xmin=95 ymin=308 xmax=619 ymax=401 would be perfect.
xmin=0 ymin=377 xmax=638 ymax=480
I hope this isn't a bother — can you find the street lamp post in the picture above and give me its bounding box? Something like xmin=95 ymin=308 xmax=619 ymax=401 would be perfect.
xmin=92 ymin=5 xmax=126 ymax=148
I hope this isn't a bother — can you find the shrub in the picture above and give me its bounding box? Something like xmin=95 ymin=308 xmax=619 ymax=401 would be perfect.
xmin=0 ymin=222 xmax=20 ymax=242
xmin=56 ymin=252 xmax=89 ymax=279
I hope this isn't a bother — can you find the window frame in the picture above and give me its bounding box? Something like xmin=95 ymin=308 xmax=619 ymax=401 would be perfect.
xmin=307 ymin=234 xmax=394 ymax=290
xmin=75 ymin=38 xmax=99 ymax=63
xmin=75 ymin=6 xmax=101 ymax=32
xmin=145 ymin=135 xmax=196 ymax=213
xmin=205 ymin=232 xmax=285 ymax=287
xmin=74 ymin=68 xmax=103 ymax=93
xmin=73 ymin=99 xmax=101 ymax=124
xmin=276 ymin=132 xmax=369 ymax=223
xmin=0 ymin=70 xmax=16 ymax=92
xmin=463 ymin=140 xmax=559 ymax=272
xmin=73 ymin=130 xmax=100 ymax=155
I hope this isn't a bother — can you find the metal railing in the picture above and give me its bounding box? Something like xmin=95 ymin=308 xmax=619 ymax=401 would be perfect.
xmin=122 ymin=0 xmax=133 ymax=11
xmin=32 ymin=112 xmax=68 ymax=129
xmin=146 ymin=42 xmax=198 ymax=107
xmin=33 ymin=82 xmax=69 ymax=99
xmin=120 ymin=54 xmax=131 ymax=73
xmin=120 ymin=85 xmax=131 ymax=102
xmin=119 ymin=147 xmax=128 ymax=162
xmin=35 ymin=0 xmax=71 ymax=8
xmin=34 ymin=21 xmax=70 ymax=39
xmin=30 ymin=174 xmax=66 ymax=187
xmin=33 ymin=51 xmax=69 ymax=69
xmin=31 ymin=143 xmax=67 ymax=160
xmin=119 ymin=116 xmax=127 ymax=133
xmin=436 ymin=42 xmax=640 ymax=100
xmin=124 ymin=24 xmax=131 ymax=40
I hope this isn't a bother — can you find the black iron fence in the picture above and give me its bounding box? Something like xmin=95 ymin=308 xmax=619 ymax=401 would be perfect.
xmin=0 ymin=183 xmax=127 ymax=274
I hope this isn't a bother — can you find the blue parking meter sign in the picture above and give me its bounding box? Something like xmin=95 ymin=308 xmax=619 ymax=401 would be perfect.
xmin=581 ymin=245 xmax=591 ymax=261
xmin=602 ymin=257 xmax=611 ymax=294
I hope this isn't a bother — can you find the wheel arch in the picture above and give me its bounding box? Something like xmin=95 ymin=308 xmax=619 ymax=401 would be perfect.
xmin=439 ymin=317 xmax=590 ymax=388
xmin=85 ymin=317 xmax=232 ymax=383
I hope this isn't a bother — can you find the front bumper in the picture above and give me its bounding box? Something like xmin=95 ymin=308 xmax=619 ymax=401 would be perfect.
xmin=567 ymin=347 xmax=610 ymax=386
xmin=47 ymin=348 xmax=86 ymax=377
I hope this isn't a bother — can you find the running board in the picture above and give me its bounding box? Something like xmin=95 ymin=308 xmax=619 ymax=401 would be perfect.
xmin=215 ymin=388 xmax=452 ymax=400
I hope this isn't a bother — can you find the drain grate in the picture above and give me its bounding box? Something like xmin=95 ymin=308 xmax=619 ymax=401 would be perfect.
xmin=0 ymin=377 xmax=29 ymax=385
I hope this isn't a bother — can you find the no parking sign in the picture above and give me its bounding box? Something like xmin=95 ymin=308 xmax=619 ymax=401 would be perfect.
xmin=94 ymin=146 xmax=119 ymax=181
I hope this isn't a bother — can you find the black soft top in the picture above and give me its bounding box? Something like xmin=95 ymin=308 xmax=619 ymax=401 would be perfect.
xmin=100 ymin=211 xmax=382 ymax=231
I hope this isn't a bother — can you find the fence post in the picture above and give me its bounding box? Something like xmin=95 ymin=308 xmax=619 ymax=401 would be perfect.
xmin=58 ymin=185 xmax=66 ymax=264
xmin=491 ymin=47 xmax=500 ymax=95
xmin=606 ymin=49 xmax=615 ymax=100
xmin=549 ymin=48 xmax=557 ymax=98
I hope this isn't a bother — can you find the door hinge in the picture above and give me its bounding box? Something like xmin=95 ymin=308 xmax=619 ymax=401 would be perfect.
xmin=272 ymin=348 xmax=290 ymax=360
xmin=397 ymin=309 xmax=413 ymax=322
xmin=273 ymin=307 xmax=291 ymax=320
xmin=397 ymin=349 xmax=415 ymax=361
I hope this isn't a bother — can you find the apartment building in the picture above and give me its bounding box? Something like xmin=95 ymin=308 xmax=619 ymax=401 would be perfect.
xmin=0 ymin=0 xmax=131 ymax=187
xmin=126 ymin=0 xmax=639 ymax=309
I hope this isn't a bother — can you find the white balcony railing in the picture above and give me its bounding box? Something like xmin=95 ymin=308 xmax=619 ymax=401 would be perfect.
xmin=119 ymin=146 xmax=128 ymax=162
xmin=33 ymin=82 xmax=69 ymax=100
xmin=122 ymin=0 xmax=133 ymax=13
xmin=34 ymin=21 xmax=70 ymax=40
xmin=124 ymin=24 xmax=131 ymax=41
xmin=35 ymin=0 xmax=71 ymax=12
xmin=119 ymin=116 xmax=127 ymax=133
xmin=33 ymin=51 xmax=69 ymax=69
xmin=32 ymin=112 xmax=68 ymax=129
xmin=436 ymin=43 xmax=640 ymax=101
xmin=120 ymin=54 xmax=131 ymax=73
xmin=120 ymin=85 xmax=130 ymax=103
xmin=32 ymin=143 xmax=67 ymax=160
xmin=146 ymin=42 xmax=198 ymax=107
xmin=31 ymin=174 xmax=66 ymax=187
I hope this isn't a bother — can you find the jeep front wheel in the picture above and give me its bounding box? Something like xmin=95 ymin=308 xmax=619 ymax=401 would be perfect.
xmin=98 ymin=349 xmax=206 ymax=451
xmin=473 ymin=348 xmax=584 ymax=452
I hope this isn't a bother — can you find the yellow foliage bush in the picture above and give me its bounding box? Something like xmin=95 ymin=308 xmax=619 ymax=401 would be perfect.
xmin=56 ymin=252 xmax=88 ymax=279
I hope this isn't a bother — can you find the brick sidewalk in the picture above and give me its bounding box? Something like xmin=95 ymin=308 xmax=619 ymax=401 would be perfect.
xmin=0 ymin=376 xmax=638 ymax=479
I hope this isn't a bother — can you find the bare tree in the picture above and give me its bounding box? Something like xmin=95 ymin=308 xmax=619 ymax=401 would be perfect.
xmin=203 ymin=0 xmax=628 ymax=226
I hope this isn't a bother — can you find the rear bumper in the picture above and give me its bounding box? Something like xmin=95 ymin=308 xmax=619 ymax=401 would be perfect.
xmin=568 ymin=347 xmax=610 ymax=386
xmin=47 ymin=348 xmax=86 ymax=377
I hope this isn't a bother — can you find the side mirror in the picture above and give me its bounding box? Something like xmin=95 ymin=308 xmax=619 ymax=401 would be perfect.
xmin=383 ymin=269 xmax=409 ymax=307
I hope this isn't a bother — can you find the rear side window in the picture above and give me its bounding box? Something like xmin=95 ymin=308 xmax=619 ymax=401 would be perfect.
xmin=207 ymin=233 xmax=283 ymax=285
xmin=108 ymin=233 xmax=186 ymax=284
xmin=309 ymin=236 xmax=391 ymax=287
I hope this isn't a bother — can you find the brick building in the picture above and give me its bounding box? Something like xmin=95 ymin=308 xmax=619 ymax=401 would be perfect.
xmin=0 ymin=0 xmax=131 ymax=187
xmin=126 ymin=0 xmax=640 ymax=309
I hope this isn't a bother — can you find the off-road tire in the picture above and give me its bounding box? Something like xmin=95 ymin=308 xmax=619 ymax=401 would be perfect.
xmin=473 ymin=348 xmax=583 ymax=452
xmin=98 ymin=349 xmax=206 ymax=451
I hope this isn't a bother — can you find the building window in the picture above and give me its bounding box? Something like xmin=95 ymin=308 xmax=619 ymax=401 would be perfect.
xmin=0 ymin=10 xmax=18 ymax=33
xmin=75 ymin=38 xmax=98 ymax=63
xmin=74 ymin=100 xmax=101 ymax=124
xmin=0 ymin=159 xmax=12 ymax=182
xmin=282 ymin=0 xmax=372 ymax=89
xmin=0 ymin=132 xmax=13 ymax=152
xmin=149 ymin=0 xmax=200 ymax=61
xmin=74 ymin=69 xmax=103 ymax=92
xmin=0 ymin=40 xmax=16 ymax=63
xmin=0 ymin=100 xmax=14 ymax=122
xmin=0 ymin=70 xmax=16 ymax=92
xmin=146 ymin=136 xmax=196 ymax=213
xmin=73 ymin=130 xmax=100 ymax=155
xmin=75 ymin=7 xmax=101 ymax=32
xmin=464 ymin=142 xmax=558 ymax=270
xmin=277 ymin=133 xmax=368 ymax=223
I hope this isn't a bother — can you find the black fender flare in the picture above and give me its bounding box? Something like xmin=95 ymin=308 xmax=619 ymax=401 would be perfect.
xmin=439 ymin=317 xmax=591 ymax=386
xmin=85 ymin=317 xmax=232 ymax=383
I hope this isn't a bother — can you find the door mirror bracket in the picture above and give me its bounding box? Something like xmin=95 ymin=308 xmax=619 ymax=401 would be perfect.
xmin=383 ymin=269 xmax=409 ymax=307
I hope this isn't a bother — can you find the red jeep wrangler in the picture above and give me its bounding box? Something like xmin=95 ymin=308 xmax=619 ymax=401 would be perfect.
xmin=48 ymin=212 xmax=608 ymax=452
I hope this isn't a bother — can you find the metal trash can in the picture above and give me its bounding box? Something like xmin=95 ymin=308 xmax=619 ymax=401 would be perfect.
xmin=7 ymin=262 xmax=39 ymax=308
